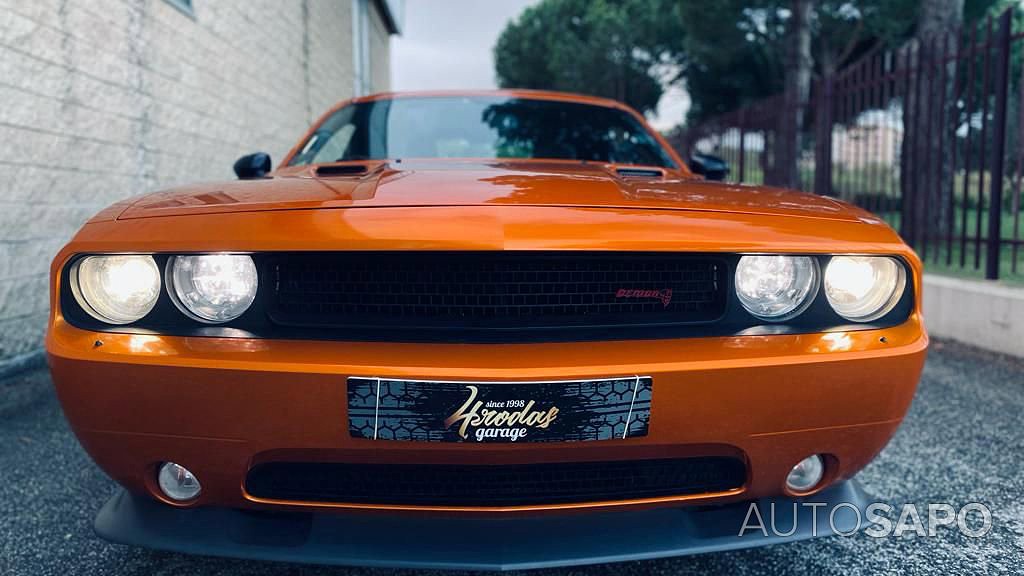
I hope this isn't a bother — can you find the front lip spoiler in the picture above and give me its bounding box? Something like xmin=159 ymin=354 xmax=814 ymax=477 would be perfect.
xmin=94 ymin=480 xmax=872 ymax=571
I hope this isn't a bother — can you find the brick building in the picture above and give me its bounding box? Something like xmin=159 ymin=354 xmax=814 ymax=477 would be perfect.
xmin=0 ymin=0 xmax=400 ymax=371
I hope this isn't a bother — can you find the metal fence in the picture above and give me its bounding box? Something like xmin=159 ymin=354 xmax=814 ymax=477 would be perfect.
xmin=674 ymin=7 xmax=1024 ymax=282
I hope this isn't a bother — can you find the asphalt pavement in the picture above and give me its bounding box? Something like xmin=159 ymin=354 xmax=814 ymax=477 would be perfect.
xmin=2 ymin=339 xmax=1023 ymax=575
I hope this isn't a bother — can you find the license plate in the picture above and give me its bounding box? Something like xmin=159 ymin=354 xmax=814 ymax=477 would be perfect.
xmin=348 ymin=377 xmax=652 ymax=443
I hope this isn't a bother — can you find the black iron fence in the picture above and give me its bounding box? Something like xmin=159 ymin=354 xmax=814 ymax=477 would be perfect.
xmin=674 ymin=7 xmax=1024 ymax=282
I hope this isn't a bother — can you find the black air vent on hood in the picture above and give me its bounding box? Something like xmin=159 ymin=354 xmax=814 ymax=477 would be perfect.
xmin=615 ymin=168 xmax=665 ymax=179
xmin=315 ymin=164 xmax=369 ymax=177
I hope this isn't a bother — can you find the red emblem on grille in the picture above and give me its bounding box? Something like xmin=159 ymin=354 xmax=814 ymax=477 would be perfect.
xmin=615 ymin=288 xmax=673 ymax=308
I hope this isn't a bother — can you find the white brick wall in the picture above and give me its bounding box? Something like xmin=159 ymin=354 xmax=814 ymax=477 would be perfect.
xmin=368 ymin=0 xmax=391 ymax=93
xmin=0 ymin=0 xmax=391 ymax=363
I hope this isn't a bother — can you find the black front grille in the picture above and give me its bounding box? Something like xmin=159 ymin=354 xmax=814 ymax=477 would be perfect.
xmin=268 ymin=252 xmax=726 ymax=335
xmin=245 ymin=458 xmax=747 ymax=507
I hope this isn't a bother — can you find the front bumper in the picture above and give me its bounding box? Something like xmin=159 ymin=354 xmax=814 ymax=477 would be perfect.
xmin=49 ymin=314 xmax=926 ymax=513
xmin=95 ymin=480 xmax=872 ymax=571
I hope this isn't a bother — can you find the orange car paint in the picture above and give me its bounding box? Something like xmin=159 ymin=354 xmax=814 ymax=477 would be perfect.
xmin=47 ymin=90 xmax=927 ymax=515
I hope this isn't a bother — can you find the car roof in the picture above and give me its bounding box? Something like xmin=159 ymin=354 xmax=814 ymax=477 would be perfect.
xmin=348 ymin=89 xmax=630 ymax=111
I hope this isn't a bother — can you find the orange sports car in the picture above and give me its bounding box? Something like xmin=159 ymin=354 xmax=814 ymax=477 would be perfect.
xmin=47 ymin=90 xmax=927 ymax=570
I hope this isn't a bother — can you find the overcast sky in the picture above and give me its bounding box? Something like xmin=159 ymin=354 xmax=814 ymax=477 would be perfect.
xmin=390 ymin=0 xmax=689 ymax=131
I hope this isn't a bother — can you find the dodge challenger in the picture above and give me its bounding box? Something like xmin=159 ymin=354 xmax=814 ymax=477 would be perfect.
xmin=46 ymin=90 xmax=927 ymax=570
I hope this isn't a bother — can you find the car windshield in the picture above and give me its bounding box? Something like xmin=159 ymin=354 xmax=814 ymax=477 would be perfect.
xmin=287 ymin=96 xmax=677 ymax=168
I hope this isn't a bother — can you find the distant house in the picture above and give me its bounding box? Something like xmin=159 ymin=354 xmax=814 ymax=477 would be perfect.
xmin=831 ymin=121 xmax=903 ymax=169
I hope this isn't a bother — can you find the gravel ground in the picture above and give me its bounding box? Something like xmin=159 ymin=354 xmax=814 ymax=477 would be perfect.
xmin=2 ymin=340 xmax=1022 ymax=575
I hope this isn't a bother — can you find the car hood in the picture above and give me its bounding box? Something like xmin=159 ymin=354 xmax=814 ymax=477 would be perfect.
xmin=116 ymin=161 xmax=865 ymax=222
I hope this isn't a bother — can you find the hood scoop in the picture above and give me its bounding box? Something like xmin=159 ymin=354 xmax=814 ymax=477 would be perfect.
xmin=315 ymin=164 xmax=369 ymax=178
xmin=615 ymin=167 xmax=666 ymax=179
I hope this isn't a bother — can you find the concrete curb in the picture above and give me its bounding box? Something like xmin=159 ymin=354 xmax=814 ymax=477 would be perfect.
xmin=0 ymin=350 xmax=46 ymax=383
xmin=923 ymin=274 xmax=1024 ymax=358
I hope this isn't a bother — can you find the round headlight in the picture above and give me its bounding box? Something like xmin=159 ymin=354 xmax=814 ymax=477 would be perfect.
xmin=735 ymin=255 xmax=817 ymax=320
xmin=169 ymin=254 xmax=258 ymax=323
xmin=824 ymin=256 xmax=906 ymax=322
xmin=72 ymin=255 xmax=161 ymax=324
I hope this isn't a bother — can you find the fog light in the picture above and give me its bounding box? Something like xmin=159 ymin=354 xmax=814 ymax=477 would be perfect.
xmin=785 ymin=454 xmax=824 ymax=492
xmin=157 ymin=462 xmax=201 ymax=502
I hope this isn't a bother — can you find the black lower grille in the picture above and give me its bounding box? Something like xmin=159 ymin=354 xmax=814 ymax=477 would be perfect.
xmin=268 ymin=252 xmax=726 ymax=336
xmin=244 ymin=458 xmax=747 ymax=507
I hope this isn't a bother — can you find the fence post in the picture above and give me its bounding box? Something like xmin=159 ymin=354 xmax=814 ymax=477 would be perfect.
xmin=738 ymin=110 xmax=746 ymax=183
xmin=987 ymin=9 xmax=1012 ymax=280
xmin=899 ymin=44 xmax=915 ymax=239
xmin=814 ymin=73 xmax=834 ymax=195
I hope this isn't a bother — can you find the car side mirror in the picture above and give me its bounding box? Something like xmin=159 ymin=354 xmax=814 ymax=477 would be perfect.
xmin=688 ymin=153 xmax=729 ymax=182
xmin=233 ymin=152 xmax=272 ymax=179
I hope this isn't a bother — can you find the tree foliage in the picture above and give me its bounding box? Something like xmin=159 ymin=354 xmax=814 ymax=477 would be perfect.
xmin=678 ymin=0 xmax=924 ymax=123
xmin=493 ymin=0 xmax=680 ymax=113
xmin=493 ymin=0 xmax=1013 ymax=125
xmin=676 ymin=1 xmax=789 ymax=122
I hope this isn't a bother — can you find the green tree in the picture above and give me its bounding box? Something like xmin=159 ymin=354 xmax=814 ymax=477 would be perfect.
xmin=494 ymin=0 xmax=1010 ymax=126
xmin=493 ymin=0 xmax=680 ymax=113
xmin=676 ymin=1 xmax=788 ymax=122
xmin=678 ymin=0 xmax=921 ymax=124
